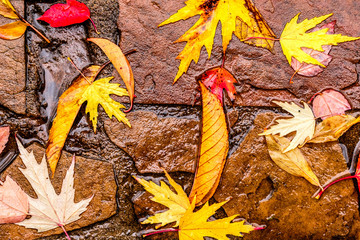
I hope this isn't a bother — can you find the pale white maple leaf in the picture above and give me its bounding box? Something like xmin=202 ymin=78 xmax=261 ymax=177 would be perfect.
xmin=259 ymin=101 xmax=315 ymax=153
xmin=15 ymin=139 xmax=93 ymax=232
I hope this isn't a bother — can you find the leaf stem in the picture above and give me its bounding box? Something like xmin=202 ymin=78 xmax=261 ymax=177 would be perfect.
xmin=88 ymin=17 xmax=99 ymax=34
xmin=15 ymin=13 xmax=50 ymax=43
xmin=67 ymin=57 xmax=91 ymax=84
xmin=315 ymin=175 xmax=356 ymax=199
xmin=143 ymin=228 xmax=179 ymax=237
xmin=59 ymin=224 xmax=71 ymax=240
xmin=243 ymin=36 xmax=280 ymax=41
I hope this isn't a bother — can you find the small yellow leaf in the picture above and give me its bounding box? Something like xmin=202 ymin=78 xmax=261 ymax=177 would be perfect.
xmin=179 ymin=200 xmax=254 ymax=240
xmin=308 ymin=115 xmax=360 ymax=143
xmin=159 ymin=0 xmax=275 ymax=83
xmin=80 ymin=77 xmax=130 ymax=133
xmin=280 ymin=13 xmax=360 ymax=67
xmin=87 ymin=38 xmax=135 ymax=111
xmin=0 ymin=0 xmax=18 ymax=19
xmin=265 ymin=134 xmax=321 ymax=187
xmin=189 ymin=82 xmax=228 ymax=206
xmin=0 ymin=21 xmax=27 ymax=40
xmin=46 ymin=65 xmax=100 ymax=175
xmin=134 ymin=169 xmax=190 ymax=228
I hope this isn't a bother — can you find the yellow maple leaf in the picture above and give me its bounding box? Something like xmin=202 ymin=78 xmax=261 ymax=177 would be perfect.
xmin=280 ymin=13 xmax=360 ymax=67
xmin=136 ymin=170 xmax=258 ymax=239
xmin=134 ymin=170 xmax=191 ymax=228
xmin=80 ymin=77 xmax=131 ymax=133
xmin=159 ymin=0 xmax=275 ymax=83
xmin=179 ymin=200 xmax=254 ymax=240
xmin=0 ymin=0 xmax=18 ymax=19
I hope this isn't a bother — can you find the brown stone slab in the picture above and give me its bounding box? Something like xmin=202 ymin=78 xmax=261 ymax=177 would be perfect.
xmin=214 ymin=112 xmax=360 ymax=239
xmin=118 ymin=0 xmax=360 ymax=108
xmin=0 ymin=0 xmax=26 ymax=114
xmin=0 ymin=143 xmax=117 ymax=239
xmin=105 ymin=110 xmax=199 ymax=173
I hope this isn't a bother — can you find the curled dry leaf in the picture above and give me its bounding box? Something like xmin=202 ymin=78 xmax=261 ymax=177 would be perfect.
xmin=47 ymin=65 xmax=100 ymax=176
xmin=0 ymin=126 xmax=10 ymax=154
xmin=159 ymin=0 xmax=275 ymax=83
xmin=38 ymin=0 xmax=98 ymax=32
xmin=0 ymin=20 xmax=27 ymax=40
xmin=189 ymin=82 xmax=229 ymax=206
xmin=280 ymin=13 xmax=359 ymax=69
xmin=16 ymin=139 xmax=93 ymax=232
xmin=134 ymin=170 xmax=190 ymax=228
xmin=178 ymin=200 xmax=255 ymax=240
xmin=87 ymin=38 xmax=135 ymax=111
xmin=198 ymin=67 xmax=237 ymax=104
xmin=290 ymin=21 xmax=335 ymax=79
xmin=311 ymin=89 xmax=351 ymax=120
xmin=0 ymin=176 xmax=28 ymax=224
xmin=308 ymin=115 xmax=360 ymax=144
xmin=260 ymin=101 xmax=315 ymax=152
xmin=265 ymin=134 xmax=321 ymax=187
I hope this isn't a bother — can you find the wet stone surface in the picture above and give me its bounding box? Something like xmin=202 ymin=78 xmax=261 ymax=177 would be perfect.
xmin=118 ymin=0 xmax=360 ymax=108
xmin=0 ymin=0 xmax=360 ymax=239
xmin=214 ymin=112 xmax=360 ymax=240
xmin=0 ymin=0 xmax=26 ymax=115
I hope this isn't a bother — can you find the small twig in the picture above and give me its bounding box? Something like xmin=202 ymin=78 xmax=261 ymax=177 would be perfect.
xmin=67 ymin=57 xmax=91 ymax=84
xmin=16 ymin=13 xmax=50 ymax=43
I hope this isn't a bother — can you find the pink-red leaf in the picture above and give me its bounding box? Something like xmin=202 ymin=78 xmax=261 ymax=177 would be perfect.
xmin=37 ymin=0 xmax=97 ymax=32
xmin=311 ymin=89 xmax=351 ymax=120
xmin=0 ymin=176 xmax=28 ymax=224
xmin=0 ymin=126 xmax=10 ymax=154
xmin=198 ymin=67 xmax=237 ymax=104
xmin=290 ymin=21 xmax=335 ymax=78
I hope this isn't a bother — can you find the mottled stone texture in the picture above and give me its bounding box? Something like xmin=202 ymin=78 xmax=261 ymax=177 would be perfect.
xmin=105 ymin=110 xmax=199 ymax=173
xmin=0 ymin=0 xmax=26 ymax=114
xmin=0 ymin=143 xmax=117 ymax=240
xmin=118 ymin=0 xmax=360 ymax=108
xmin=214 ymin=112 xmax=360 ymax=240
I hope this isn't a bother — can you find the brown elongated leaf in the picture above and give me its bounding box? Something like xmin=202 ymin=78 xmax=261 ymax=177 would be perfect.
xmin=265 ymin=134 xmax=321 ymax=187
xmin=235 ymin=0 xmax=276 ymax=51
xmin=87 ymin=38 xmax=135 ymax=111
xmin=0 ymin=0 xmax=18 ymax=19
xmin=290 ymin=21 xmax=335 ymax=78
xmin=0 ymin=126 xmax=10 ymax=154
xmin=46 ymin=65 xmax=100 ymax=176
xmin=308 ymin=115 xmax=360 ymax=143
xmin=0 ymin=176 xmax=28 ymax=224
xmin=189 ymin=82 xmax=229 ymax=206
xmin=311 ymin=89 xmax=351 ymax=120
xmin=0 ymin=21 xmax=27 ymax=40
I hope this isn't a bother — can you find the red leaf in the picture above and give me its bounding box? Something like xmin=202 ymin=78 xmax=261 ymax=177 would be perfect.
xmin=198 ymin=67 xmax=237 ymax=104
xmin=311 ymin=89 xmax=351 ymax=120
xmin=290 ymin=21 xmax=336 ymax=79
xmin=0 ymin=126 xmax=10 ymax=154
xmin=38 ymin=0 xmax=97 ymax=32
